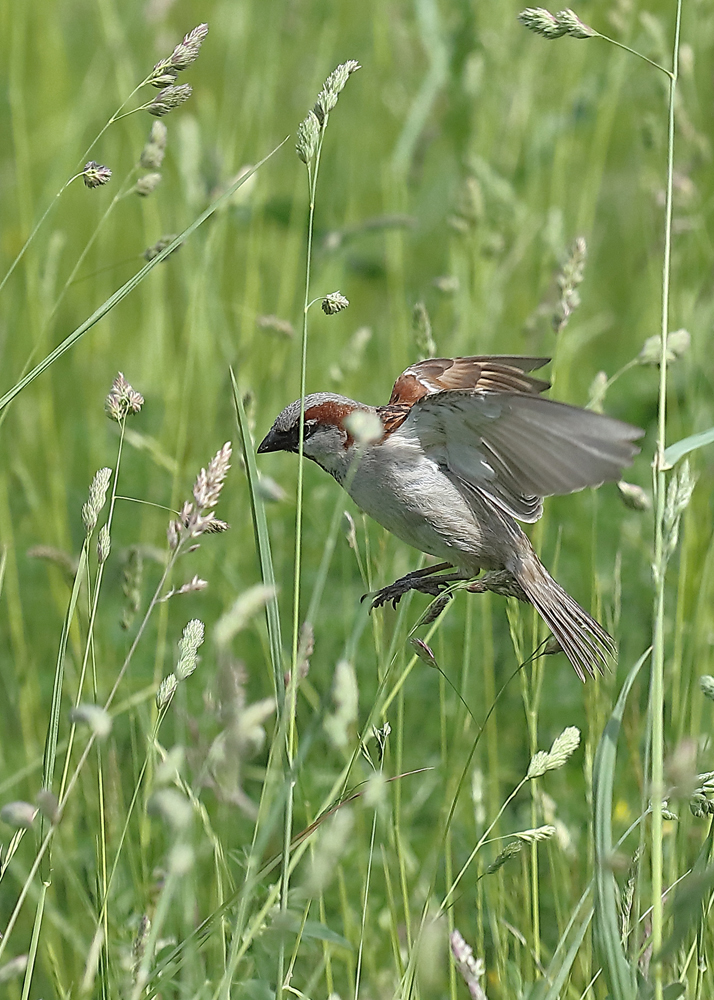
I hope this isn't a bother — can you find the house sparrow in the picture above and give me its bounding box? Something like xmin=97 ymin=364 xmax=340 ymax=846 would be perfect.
xmin=258 ymin=355 xmax=643 ymax=680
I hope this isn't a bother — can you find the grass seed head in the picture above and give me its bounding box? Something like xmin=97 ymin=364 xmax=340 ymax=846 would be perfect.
xmin=169 ymin=23 xmax=209 ymax=71
xmin=528 ymin=725 xmax=580 ymax=777
xmin=486 ymin=840 xmax=522 ymax=874
xmin=518 ymin=8 xmax=596 ymax=40
xmin=214 ymin=584 xmax=276 ymax=647
xmin=257 ymin=314 xmax=295 ymax=338
xmin=167 ymin=445 xmax=232 ymax=548
xmin=639 ymin=328 xmax=691 ymax=365
xmin=193 ymin=442 xmax=232 ymax=510
xmin=296 ymin=110 xmax=320 ymax=164
xmin=518 ymin=7 xmax=567 ymax=37
xmin=450 ymin=929 xmax=487 ymax=1000
xmin=410 ymin=637 xmax=439 ymax=669
xmin=515 ymin=824 xmax=557 ymax=843
xmin=373 ymin=720 xmax=391 ymax=762
xmin=148 ymin=84 xmax=193 ymax=117
xmin=0 ymin=956 xmax=29 ymax=984
xmin=69 ymin=703 xmax=112 ymax=738
xmin=144 ymin=234 xmax=180 ymax=261
xmin=168 ymin=843 xmax=194 ymax=874
xmin=321 ymin=290 xmax=349 ymax=315
xmin=554 ymin=8 xmax=596 ymax=37
xmin=167 ymin=519 xmax=181 ymax=550
xmin=175 ymin=575 xmax=208 ymax=596
xmin=0 ymin=801 xmax=38 ymax=829
xmin=314 ymin=60 xmax=361 ymax=124
xmin=131 ymin=916 xmax=151 ymax=981
xmin=135 ymin=172 xmax=162 ymax=197
xmin=96 ymin=524 xmax=110 ymax=564
xmin=201 ymin=516 xmax=230 ymax=533
xmin=176 ymin=619 xmax=205 ymax=679
xmin=235 ymin=697 xmax=277 ymax=757
xmin=82 ymin=161 xmax=112 ymax=188
xmin=36 ymin=789 xmax=59 ymax=824
xmin=156 ymin=673 xmax=178 ymax=709
xmin=148 ymin=60 xmax=179 ymax=88
xmin=82 ymin=467 xmax=112 ymax=534
xmin=148 ymin=788 xmax=191 ymax=829
xmin=324 ymin=660 xmax=358 ymax=748
xmin=303 ymin=808 xmax=354 ymax=896
xmin=617 ymin=480 xmax=651 ymax=512
xmin=140 ymin=121 xmax=168 ymax=169
xmin=148 ymin=23 xmax=208 ymax=86
xmin=690 ymin=791 xmax=712 ymax=818
xmin=27 ymin=545 xmax=78 ymax=580
xmin=553 ymin=236 xmax=586 ymax=333
xmin=413 ymin=301 xmax=436 ymax=359
xmin=105 ymin=372 xmax=144 ymax=422
xmin=664 ymin=459 xmax=697 ymax=557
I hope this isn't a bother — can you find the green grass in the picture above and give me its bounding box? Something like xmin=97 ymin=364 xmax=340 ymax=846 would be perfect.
xmin=2 ymin=1 xmax=714 ymax=997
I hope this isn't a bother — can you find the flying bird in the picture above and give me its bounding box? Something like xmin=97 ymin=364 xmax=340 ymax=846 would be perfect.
xmin=258 ymin=355 xmax=643 ymax=679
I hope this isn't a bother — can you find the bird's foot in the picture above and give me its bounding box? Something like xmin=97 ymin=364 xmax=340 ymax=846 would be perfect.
xmin=365 ymin=563 xmax=464 ymax=611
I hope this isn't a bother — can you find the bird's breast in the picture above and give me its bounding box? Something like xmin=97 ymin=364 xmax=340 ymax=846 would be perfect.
xmin=341 ymin=437 xmax=499 ymax=571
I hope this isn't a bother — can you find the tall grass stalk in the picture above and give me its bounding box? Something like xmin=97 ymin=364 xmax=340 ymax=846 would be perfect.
xmin=279 ymin=62 xmax=359 ymax=995
xmin=651 ymin=5 xmax=683 ymax=997
xmin=276 ymin=126 xmax=324 ymax=1000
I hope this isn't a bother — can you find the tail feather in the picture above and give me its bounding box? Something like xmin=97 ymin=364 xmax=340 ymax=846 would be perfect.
xmin=515 ymin=556 xmax=616 ymax=681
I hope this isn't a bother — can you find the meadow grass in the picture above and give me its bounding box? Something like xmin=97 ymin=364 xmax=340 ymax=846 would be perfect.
xmin=1 ymin=1 xmax=714 ymax=998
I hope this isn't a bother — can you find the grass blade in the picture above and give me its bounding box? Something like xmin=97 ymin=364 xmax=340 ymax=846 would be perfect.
xmin=593 ymin=649 xmax=649 ymax=1000
xmin=231 ymin=368 xmax=284 ymax=706
xmin=662 ymin=427 xmax=714 ymax=469
xmin=526 ymin=887 xmax=593 ymax=1000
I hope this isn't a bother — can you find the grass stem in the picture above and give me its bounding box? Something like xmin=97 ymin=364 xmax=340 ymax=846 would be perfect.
xmin=651 ymin=5 xmax=683 ymax=997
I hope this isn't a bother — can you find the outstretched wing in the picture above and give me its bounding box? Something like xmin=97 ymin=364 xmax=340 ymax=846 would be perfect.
xmin=395 ymin=389 xmax=644 ymax=523
xmin=388 ymin=356 xmax=551 ymax=405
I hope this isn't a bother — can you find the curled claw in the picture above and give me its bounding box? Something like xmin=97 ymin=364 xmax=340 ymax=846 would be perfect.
xmin=365 ymin=564 xmax=464 ymax=612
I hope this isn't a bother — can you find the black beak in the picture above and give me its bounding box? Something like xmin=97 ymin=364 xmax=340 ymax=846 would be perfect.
xmin=257 ymin=426 xmax=293 ymax=454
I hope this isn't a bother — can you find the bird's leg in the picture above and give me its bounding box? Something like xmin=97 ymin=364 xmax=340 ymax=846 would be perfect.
xmin=366 ymin=562 xmax=468 ymax=610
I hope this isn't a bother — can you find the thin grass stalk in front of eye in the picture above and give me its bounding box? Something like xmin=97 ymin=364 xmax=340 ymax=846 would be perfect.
xmin=280 ymin=61 xmax=360 ymax=994
xmin=275 ymin=135 xmax=322 ymax=1000
xmin=650 ymin=5 xmax=683 ymax=995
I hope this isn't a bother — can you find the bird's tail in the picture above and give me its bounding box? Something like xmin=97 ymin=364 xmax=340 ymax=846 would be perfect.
xmin=513 ymin=551 xmax=615 ymax=681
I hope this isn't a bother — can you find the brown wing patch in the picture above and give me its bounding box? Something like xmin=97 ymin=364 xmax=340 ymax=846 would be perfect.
xmin=388 ymin=356 xmax=551 ymax=405
xmin=388 ymin=372 xmax=430 ymax=405
xmin=376 ymin=403 xmax=412 ymax=437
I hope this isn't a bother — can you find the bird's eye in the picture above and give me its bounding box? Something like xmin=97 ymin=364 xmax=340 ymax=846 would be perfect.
xmin=304 ymin=419 xmax=319 ymax=438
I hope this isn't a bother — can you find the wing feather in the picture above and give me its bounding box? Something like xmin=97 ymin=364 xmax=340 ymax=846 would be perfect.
xmin=398 ymin=390 xmax=643 ymax=522
xmin=388 ymin=356 xmax=551 ymax=405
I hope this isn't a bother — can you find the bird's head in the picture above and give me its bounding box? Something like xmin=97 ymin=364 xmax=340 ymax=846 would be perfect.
xmin=258 ymin=393 xmax=373 ymax=480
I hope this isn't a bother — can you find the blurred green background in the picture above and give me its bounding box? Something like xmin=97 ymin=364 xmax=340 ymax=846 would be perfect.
xmin=1 ymin=0 xmax=714 ymax=996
